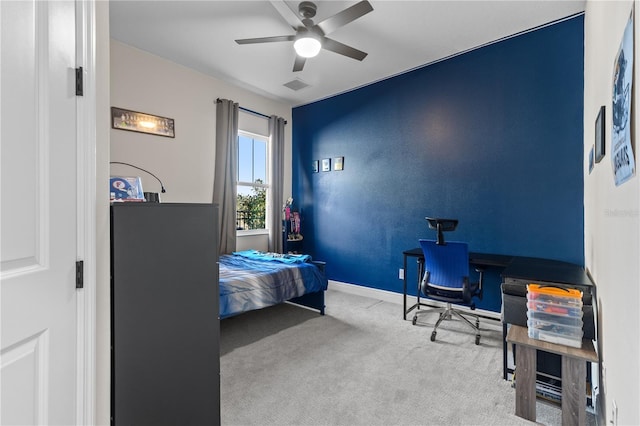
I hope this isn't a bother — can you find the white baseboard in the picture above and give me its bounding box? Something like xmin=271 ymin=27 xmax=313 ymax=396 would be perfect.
xmin=328 ymin=280 xmax=501 ymax=321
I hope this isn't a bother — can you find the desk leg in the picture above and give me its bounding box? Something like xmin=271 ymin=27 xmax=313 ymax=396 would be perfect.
xmin=403 ymin=254 xmax=408 ymax=320
xmin=514 ymin=344 xmax=536 ymax=421
xmin=503 ymin=323 xmax=508 ymax=381
xmin=416 ymin=258 xmax=422 ymax=307
xmin=561 ymin=356 xmax=586 ymax=426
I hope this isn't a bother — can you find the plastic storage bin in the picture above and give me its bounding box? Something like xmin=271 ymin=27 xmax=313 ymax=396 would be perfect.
xmin=528 ymin=309 xmax=583 ymax=326
xmin=526 ymin=284 xmax=583 ymax=348
xmin=526 ymin=284 xmax=583 ymax=306
xmin=526 ymin=320 xmax=584 ymax=347
xmin=527 ymin=300 xmax=583 ymax=318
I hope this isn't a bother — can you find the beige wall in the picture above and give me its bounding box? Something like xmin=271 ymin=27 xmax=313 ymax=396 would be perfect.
xmin=109 ymin=40 xmax=292 ymax=204
xmin=584 ymin=1 xmax=640 ymax=424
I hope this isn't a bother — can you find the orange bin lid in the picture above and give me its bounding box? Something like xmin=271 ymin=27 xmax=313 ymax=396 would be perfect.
xmin=527 ymin=284 xmax=582 ymax=298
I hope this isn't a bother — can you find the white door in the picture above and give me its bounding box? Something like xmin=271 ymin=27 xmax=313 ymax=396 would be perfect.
xmin=1 ymin=1 xmax=79 ymax=424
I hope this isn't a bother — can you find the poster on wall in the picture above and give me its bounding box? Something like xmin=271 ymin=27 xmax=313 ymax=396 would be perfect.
xmin=611 ymin=12 xmax=635 ymax=186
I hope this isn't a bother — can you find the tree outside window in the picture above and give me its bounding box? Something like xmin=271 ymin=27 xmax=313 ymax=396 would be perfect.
xmin=236 ymin=182 xmax=266 ymax=230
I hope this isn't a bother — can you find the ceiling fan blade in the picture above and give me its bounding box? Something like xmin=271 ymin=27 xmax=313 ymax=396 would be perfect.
xmin=293 ymin=55 xmax=306 ymax=72
xmin=316 ymin=0 xmax=373 ymax=35
xmin=269 ymin=0 xmax=303 ymax=30
xmin=322 ymin=37 xmax=367 ymax=61
xmin=235 ymin=35 xmax=294 ymax=45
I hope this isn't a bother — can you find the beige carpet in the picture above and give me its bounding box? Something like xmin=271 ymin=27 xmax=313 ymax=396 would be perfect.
xmin=220 ymin=288 xmax=593 ymax=425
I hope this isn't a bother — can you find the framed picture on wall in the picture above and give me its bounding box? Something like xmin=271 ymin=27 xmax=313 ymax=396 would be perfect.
xmin=312 ymin=160 xmax=319 ymax=173
xmin=322 ymin=158 xmax=331 ymax=172
xmin=595 ymin=105 xmax=605 ymax=163
xmin=333 ymin=157 xmax=344 ymax=171
xmin=111 ymin=107 xmax=175 ymax=138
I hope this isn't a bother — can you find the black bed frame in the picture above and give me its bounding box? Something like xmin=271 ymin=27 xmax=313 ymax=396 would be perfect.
xmin=288 ymin=260 xmax=326 ymax=315
xmin=289 ymin=290 xmax=325 ymax=315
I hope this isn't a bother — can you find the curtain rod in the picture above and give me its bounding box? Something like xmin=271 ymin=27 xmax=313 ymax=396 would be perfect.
xmin=215 ymin=98 xmax=287 ymax=125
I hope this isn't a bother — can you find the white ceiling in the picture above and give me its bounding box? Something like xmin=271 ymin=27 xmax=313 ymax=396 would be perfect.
xmin=109 ymin=0 xmax=585 ymax=107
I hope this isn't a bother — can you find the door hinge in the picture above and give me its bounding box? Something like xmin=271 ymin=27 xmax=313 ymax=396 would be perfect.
xmin=76 ymin=260 xmax=84 ymax=289
xmin=75 ymin=67 xmax=83 ymax=96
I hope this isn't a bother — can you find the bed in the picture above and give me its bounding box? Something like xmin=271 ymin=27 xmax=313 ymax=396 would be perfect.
xmin=219 ymin=250 xmax=328 ymax=319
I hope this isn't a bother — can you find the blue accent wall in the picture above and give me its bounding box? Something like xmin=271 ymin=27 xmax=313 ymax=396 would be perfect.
xmin=292 ymin=16 xmax=584 ymax=312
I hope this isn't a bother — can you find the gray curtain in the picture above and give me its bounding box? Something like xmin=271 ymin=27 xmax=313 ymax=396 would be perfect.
xmin=213 ymin=99 xmax=239 ymax=254
xmin=268 ymin=115 xmax=286 ymax=253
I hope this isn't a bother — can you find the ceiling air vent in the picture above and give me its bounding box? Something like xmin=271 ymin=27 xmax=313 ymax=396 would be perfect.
xmin=283 ymin=78 xmax=310 ymax=91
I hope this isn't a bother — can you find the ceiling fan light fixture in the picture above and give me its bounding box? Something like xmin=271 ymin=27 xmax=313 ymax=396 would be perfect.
xmin=235 ymin=0 xmax=373 ymax=71
xmin=294 ymin=36 xmax=321 ymax=58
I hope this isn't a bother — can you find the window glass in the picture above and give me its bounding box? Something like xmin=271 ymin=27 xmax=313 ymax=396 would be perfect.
xmin=238 ymin=134 xmax=253 ymax=183
xmin=253 ymin=139 xmax=267 ymax=183
xmin=236 ymin=131 xmax=269 ymax=231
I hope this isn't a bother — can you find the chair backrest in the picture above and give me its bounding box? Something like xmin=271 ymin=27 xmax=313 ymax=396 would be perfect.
xmin=419 ymin=239 xmax=469 ymax=290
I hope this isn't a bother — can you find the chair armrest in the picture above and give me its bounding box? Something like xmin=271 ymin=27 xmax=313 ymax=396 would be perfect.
xmin=476 ymin=269 xmax=484 ymax=300
xmin=475 ymin=267 xmax=484 ymax=291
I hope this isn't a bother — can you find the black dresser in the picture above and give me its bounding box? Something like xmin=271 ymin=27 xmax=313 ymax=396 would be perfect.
xmin=110 ymin=203 xmax=220 ymax=425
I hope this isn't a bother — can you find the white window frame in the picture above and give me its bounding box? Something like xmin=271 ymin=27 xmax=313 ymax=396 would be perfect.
xmin=237 ymin=130 xmax=270 ymax=236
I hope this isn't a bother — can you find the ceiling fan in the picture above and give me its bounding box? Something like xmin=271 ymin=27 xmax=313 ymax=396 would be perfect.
xmin=235 ymin=0 xmax=373 ymax=72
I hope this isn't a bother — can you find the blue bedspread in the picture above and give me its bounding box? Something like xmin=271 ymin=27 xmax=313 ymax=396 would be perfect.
xmin=232 ymin=249 xmax=312 ymax=264
xmin=219 ymin=253 xmax=327 ymax=319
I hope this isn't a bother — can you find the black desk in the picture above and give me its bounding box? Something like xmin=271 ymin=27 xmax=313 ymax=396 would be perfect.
xmin=502 ymin=256 xmax=593 ymax=287
xmin=402 ymin=248 xmax=593 ymax=318
xmin=402 ymin=248 xmax=595 ymax=382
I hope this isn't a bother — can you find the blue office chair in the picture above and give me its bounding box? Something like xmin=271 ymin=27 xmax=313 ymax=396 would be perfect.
xmin=412 ymin=239 xmax=484 ymax=344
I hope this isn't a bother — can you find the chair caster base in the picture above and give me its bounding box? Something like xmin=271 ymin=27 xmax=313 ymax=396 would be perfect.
xmin=430 ymin=331 xmax=437 ymax=342
xmin=475 ymin=334 xmax=480 ymax=345
xmin=412 ymin=316 xmax=417 ymax=325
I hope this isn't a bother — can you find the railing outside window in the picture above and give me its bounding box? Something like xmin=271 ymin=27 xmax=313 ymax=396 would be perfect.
xmin=236 ymin=210 xmax=265 ymax=231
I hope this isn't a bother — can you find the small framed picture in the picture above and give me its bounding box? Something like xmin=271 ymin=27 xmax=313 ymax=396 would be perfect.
xmin=595 ymin=106 xmax=605 ymax=163
xmin=333 ymin=157 xmax=344 ymax=171
xmin=312 ymin=160 xmax=319 ymax=173
xmin=589 ymin=146 xmax=594 ymax=174
xmin=110 ymin=176 xmax=145 ymax=202
xmin=321 ymin=158 xmax=331 ymax=172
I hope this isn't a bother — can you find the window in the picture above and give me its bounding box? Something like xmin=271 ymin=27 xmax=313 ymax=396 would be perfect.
xmin=236 ymin=131 xmax=269 ymax=232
